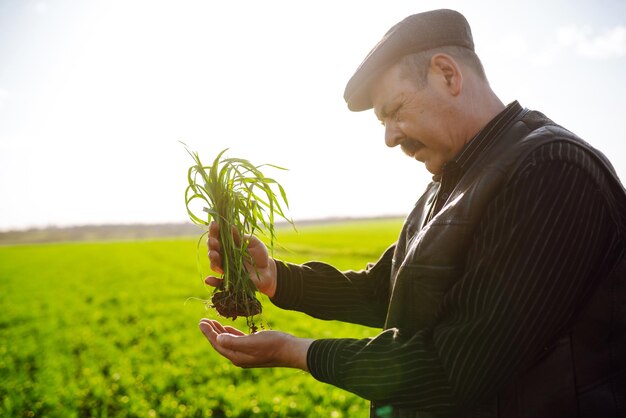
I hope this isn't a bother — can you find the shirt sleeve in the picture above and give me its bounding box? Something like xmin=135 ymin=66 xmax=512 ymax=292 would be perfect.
xmin=270 ymin=245 xmax=394 ymax=328
xmin=305 ymin=144 xmax=622 ymax=413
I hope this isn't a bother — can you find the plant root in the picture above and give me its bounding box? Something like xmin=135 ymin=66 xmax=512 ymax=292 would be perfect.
xmin=211 ymin=290 xmax=262 ymax=321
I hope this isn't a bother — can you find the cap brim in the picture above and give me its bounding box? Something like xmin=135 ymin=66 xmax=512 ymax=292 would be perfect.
xmin=343 ymin=9 xmax=474 ymax=112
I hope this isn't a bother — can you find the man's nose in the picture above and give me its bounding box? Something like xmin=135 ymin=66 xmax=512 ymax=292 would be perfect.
xmin=385 ymin=121 xmax=403 ymax=148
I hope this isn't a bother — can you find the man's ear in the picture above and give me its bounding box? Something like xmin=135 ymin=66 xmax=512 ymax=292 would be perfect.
xmin=430 ymin=53 xmax=462 ymax=96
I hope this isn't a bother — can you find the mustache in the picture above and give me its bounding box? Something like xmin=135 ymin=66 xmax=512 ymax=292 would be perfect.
xmin=400 ymin=139 xmax=425 ymax=156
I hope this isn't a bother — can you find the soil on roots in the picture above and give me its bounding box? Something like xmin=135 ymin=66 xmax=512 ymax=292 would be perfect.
xmin=211 ymin=290 xmax=262 ymax=321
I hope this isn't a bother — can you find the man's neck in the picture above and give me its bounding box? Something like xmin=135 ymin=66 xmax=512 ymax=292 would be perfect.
xmin=463 ymin=89 xmax=505 ymax=146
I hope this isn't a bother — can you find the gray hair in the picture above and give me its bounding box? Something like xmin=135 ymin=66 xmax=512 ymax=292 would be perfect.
xmin=397 ymin=46 xmax=487 ymax=88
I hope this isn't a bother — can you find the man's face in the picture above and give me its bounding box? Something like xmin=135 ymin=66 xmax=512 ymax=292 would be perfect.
xmin=370 ymin=62 xmax=463 ymax=175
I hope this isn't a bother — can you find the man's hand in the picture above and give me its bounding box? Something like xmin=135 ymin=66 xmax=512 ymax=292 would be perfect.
xmin=199 ymin=319 xmax=313 ymax=371
xmin=205 ymin=221 xmax=278 ymax=298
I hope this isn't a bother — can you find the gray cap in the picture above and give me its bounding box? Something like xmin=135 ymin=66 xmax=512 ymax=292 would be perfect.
xmin=344 ymin=9 xmax=474 ymax=112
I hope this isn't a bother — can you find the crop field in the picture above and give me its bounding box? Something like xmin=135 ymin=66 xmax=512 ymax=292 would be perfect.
xmin=0 ymin=218 xmax=403 ymax=417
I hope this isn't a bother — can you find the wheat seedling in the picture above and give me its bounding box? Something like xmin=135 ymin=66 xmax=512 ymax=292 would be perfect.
xmin=183 ymin=144 xmax=293 ymax=331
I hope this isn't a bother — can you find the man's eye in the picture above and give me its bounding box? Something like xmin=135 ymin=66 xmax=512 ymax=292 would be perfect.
xmin=393 ymin=107 xmax=402 ymax=122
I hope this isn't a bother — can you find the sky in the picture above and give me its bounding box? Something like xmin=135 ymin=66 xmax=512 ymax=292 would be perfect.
xmin=1 ymin=0 xmax=625 ymax=231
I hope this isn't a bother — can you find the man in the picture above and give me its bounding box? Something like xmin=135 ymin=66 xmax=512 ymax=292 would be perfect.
xmin=199 ymin=9 xmax=626 ymax=417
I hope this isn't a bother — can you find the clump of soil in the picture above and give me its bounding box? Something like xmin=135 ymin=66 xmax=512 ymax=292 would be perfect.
xmin=211 ymin=290 xmax=262 ymax=321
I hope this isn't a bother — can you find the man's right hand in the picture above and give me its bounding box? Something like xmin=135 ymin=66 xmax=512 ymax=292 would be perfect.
xmin=205 ymin=221 xmax=278 ymax=298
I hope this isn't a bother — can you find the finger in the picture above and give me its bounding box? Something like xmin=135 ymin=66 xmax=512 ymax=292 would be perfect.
xmin=199 ymin=323 xmax=241 ymax=362
xmin=208 ymin=236 xmax=221 ymax=252
xmin=199 ymin=322 xmax=246 ymax=363
xmin=202 ymin=321 xmax=245 ymax=350
xmin=198 ymin=319 xmax=212 ymax=332
xmin=204 ymin=275 xmax=223 ymax=287
xmin=208 ymin=250 xmax=224 ymax=274
xmin=199 ymin=320 xmax=226 ymax=343
xmin=199 ymin=318 xmax=226 ymax=333
xmin=209 ymin=221 xmax=219 ymax=240
xmin=213 ymin=221 xmax=243 ymax=245
xmin=215 ymin=341 xmax=247 ymax=366
xmin=199 ymin=318 xmax=217 ymax=332
xmin=203 ymin=319 xmax=246 ymax=337
xmin=213 ymin=333 xmax=268 ymax=368
xmin=199 ymin=321 xmax=219 ymax=345
xmin=245 ymin=237 xmax=269 ymax=267
xmin=209 ymin=319 xmax=228 ymax=334
xmin=223 ymin=325 xmax=246 ymax=336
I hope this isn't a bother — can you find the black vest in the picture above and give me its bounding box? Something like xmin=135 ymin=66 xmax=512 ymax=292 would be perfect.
xmin=373 ymin=110 xmax=626 ymax=418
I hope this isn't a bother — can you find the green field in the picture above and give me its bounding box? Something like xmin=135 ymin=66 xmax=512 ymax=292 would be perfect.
xmin=0 ymin=218 xmax=403 ymax=417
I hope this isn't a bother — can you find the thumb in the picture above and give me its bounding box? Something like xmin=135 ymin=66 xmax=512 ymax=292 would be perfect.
xmin=216 ymin=333 xmax=236 ymax=348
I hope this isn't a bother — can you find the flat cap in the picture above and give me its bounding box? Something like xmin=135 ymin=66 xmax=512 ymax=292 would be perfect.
xmin=344 ymin=9 xmax=474 ymax=112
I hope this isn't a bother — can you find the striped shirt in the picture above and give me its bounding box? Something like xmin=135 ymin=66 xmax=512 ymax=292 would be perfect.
xmin=271 ymin=104 xmax=624 ymax=414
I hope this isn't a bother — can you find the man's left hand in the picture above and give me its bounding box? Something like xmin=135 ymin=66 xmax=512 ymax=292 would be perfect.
xmin=198 ymin=319 xmax=313 ymax=371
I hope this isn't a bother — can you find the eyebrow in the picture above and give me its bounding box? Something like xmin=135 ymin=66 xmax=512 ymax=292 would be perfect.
xmin=375 ymin=94 xmax=402 ymax=121
xmin=374 ymin=104 xmax=389 ymax=121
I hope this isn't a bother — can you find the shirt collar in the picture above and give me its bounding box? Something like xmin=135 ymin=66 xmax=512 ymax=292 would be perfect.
xmin=434 ymin=100 xmax=523 ymax=182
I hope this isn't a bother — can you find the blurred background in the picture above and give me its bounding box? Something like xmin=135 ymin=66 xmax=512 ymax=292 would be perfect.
xmin=1 ymin=0 xmax=625 ymax=231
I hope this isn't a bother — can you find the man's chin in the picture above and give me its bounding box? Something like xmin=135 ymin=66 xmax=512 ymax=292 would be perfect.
xmin=423 ymin=159 xmax=443 ymax=176
xmin=411 ymin=151 xmax=440 ymax=175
